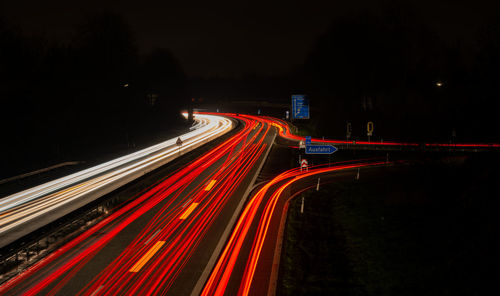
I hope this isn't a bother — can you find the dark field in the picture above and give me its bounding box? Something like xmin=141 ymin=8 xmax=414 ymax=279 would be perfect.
xmin=279 ymin=154 xmax=500 ymax=295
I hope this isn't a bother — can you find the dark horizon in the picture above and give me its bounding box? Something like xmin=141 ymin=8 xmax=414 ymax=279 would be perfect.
xmin=1 ymin=3 xmax=500 ymax=294
xmin=2 ymin=0 xmax=500 ymax=78
xmin=2 ymin=0 xmax=500 ymax=178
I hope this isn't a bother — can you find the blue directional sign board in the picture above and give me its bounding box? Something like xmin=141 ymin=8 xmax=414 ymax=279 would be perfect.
xmin=291 ymin=94 xmax=309 ymax=119
xmin=305 ymin=136 xmax=312 ymax=145
xmin=305 ymin=145 xmax=337 ymax=154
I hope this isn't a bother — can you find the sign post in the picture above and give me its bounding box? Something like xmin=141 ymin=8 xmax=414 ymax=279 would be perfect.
xmin=305 ymin=145 xmax=337 ymax=155
xmin=305 ymin=136 xmax=311 ymax=145
xmin=176 ymin=137 xmax=183 ymax=154
xmin=346 ymin=122 xmax=352 ymax=141
xmin=367 ymin=121 xmax=374 ymax=142
xmin=300 ymin=159 xmax=308 ymax=172
xmin=291 ymin=95 xmax=310 ymax=120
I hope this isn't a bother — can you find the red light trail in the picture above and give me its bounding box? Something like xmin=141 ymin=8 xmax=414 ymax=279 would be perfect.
xmin=266 ymin=117 xmax=500 ymax=148
xmin=1 ymin=112 xmax=498 ymax=296
xmin=0 ymin=113 xmax=275 ymax=295
xmin=201 ymin=160 xmax=387 ymax=296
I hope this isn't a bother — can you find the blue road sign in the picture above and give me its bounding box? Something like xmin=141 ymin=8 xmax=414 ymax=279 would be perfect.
xmin=305 ymin=145 xmax=337 ymax=154
xmin=305 ymin=136 xmax=312 ymax=145
xmin=291 ymin=95 xmax=309 ymax=119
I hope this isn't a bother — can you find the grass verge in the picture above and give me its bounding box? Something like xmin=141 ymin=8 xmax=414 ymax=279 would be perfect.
xmin=279 ymin=154 xmax=500 ymax=295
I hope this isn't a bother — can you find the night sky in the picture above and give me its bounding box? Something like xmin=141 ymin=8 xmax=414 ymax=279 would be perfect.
xmin=2 ymin=0 xmax=500 ymax=77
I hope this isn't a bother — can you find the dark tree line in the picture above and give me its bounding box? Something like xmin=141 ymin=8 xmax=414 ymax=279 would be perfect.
xmin=188 ymin=5 xmax=500 ymax=143
xmin=296 ymin=7 xmax=500 ymax=142
xmin=0 ymin=13 xmax=189 ymax=178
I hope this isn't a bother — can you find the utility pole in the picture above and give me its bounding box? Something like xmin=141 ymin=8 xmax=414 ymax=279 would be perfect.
xmin=346 ymin=122 xmax=352 ymax=146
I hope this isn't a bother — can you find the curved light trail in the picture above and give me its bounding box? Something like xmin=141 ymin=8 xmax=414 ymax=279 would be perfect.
xmin=2 ymin=111 xmax=498 ymax=295
xmin=266 ymin=117 xmax=500 ymax=148
xmin=0 ymin=113 xmax=233 ymax=246
xmin=0 ymin=113 xmax=277 ymax=296
xmin=201 ymin=160 xmax=387 ymax=296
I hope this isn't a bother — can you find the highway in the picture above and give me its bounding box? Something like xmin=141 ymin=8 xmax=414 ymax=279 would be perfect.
xmin=0 ymin=113 xmax=233 ymax=248
xmin=266 ymin=117 xmax=500 ymax=151
xmin=197 ymin=118 xmax=500 ymax=295
xmin=2 ymin=111 xmax=498 ymax=295
xmin=0 ymin=113 xmax=277 ymax=295
xmin=201 ymin=160 xmax=389 ymax=296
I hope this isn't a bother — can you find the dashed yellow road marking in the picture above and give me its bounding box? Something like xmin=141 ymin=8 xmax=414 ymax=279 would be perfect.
xmin=204 ymin=180 xmax=217 ymax=191
xmin=129 ymin=241 xmax=165 ymax=272
xmin=179 ymin=202 xmax=199 ymax=220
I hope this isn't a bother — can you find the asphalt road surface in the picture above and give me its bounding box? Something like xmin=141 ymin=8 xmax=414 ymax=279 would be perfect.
xmin=2 ymin=112 xmax=498 ymax=296
xmin=0 ymin=113 xmax=276 ymax=295
xmin=201 ymin=160 xmax=389 ymax=296
xmin=0 ymin=113 xmax=233 ymax=249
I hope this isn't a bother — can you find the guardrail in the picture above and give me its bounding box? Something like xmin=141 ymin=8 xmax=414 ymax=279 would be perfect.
xmin=0 ymin=114 xmax=234 ymax=248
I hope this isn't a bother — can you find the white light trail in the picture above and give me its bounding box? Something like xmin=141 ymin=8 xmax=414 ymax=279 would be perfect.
xmin=0 ymin=114 xmax=233 ymax=239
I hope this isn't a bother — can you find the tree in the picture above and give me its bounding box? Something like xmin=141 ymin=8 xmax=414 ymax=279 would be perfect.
xmin=71 ymin=11 xmax=138 ymax=85
xmin=301 ymin=6 xmax=452 ymax=141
